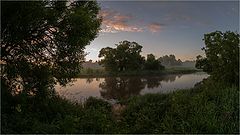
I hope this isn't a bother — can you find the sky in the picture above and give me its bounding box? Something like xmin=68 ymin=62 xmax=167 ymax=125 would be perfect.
xmin=85 ymin=1 xmax=239 ymax=61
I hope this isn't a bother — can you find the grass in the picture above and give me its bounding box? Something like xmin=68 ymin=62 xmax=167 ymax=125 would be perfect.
xmin=1 ymin=96 xmax=117 ymax=134
xmin=119 ymin=80 xmax=239 ymax=133
xmin=78 ymin=67 xmax=200 ymax=77
xmin=2 ymin=78 xmax=239 ymax=134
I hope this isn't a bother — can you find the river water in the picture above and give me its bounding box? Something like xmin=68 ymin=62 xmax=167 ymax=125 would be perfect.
xmin=55 ymin=72 xmax=208 ymax=103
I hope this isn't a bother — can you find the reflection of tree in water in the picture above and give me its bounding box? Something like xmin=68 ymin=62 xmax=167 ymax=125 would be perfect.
xmin=86 ymin=78 xmax=94 ymax=84
xmin=160 ymin=74 xmax=182 ymax=83
xmin=95 ymin=78 xmax=100 ymax=82
xmin=143 ymin=74 xmax=182 ymax=88
xmin=99 ymin=74 xmax=183 ymax=100
xmin=99 ymin=77 xmax=145 ymax=100
xmin=86 ymin=77 xmax=100 ymax=84
xmin=144 ymin=77 xmax=161 ymax=89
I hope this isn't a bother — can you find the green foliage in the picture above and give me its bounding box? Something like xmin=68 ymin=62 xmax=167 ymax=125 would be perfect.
xmin=1 ymin=1 xmax=101 ymax=97
xmin=77 ymin=97 xmax=116 ymax=133
xmin=1 ymin=1 xmax=102 ymax=133
xmin=119 ymin=79 xmax=239 ymax=133
xmin=161 ymin=80 xmax=239 ymax=133
xmin=144 ymin=54 xmax=165 ymax=70
xmin=1 ymin=96 xmax=116 ymax=134
xmin=195 ymin=55 xmax=212 ymax=72
xmin=2 ymin=78 xmax=238 ymax=133
xmin=121 ymin=94 xmax=171 ymax=133
xmin=98 ymin=40 xmax=145 ymax=72
xmin=195 ymin=31 xmax=239 ymax=84
xmin=77 ymin=67 xmax=198 ymax=78
xmin=98 ymin=41 xmax=167 ymax=72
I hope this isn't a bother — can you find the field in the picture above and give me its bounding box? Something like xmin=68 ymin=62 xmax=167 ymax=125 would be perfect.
xmin=78 ymin=66 xmax=200 ymax=77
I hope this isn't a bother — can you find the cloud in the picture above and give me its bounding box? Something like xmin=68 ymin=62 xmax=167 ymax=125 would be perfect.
xmin=148 ymin=23 xmax=162 ymax=33
xmin=99 ymin=8 xmax=143 ymax=33
xmin=99 ymin=8 xmax=165 ymax=34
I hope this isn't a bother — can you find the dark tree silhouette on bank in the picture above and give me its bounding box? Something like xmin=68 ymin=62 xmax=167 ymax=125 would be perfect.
xmin=195 ymin=31 xmax=239 ymax=85
xmin=98 ymin=40 xmax=145 ymax=72
xmin=144 ymin=54 xmax=164 ymax=70
xmin=1 ymin=1 xmax=101 ymax=98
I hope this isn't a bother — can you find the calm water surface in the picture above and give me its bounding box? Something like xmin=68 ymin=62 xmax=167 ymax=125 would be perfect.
xmin=55 ymin=72 xmax=208 ymax=103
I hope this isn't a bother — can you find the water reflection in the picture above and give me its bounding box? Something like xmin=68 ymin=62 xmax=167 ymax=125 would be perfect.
xmin=56 ymin=72 xmax=209 ymax=102
xmin=99 ymin=77 xmax=145 ymax=100
xmin=86 ymin=78 xmax=94 ymax=84
xmin=144 ymin=77 xmax=162 ymax=89
xmin=99 ymin=74 xmax=183 ymax=100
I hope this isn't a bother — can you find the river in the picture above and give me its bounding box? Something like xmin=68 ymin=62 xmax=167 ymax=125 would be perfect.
xmin=55 ymin=72 xmax=208 ymax=103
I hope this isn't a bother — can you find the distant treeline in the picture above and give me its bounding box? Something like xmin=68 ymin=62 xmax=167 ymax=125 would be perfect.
xmin=83 ymin=40 xmax=197 ymax=72
xmin=84 ymin=52 xmax=195 ymax=70
xmin=98 ymin=40 xmax=163 ymax=72
xmin=158 ymin=54 xmax=182 ymax=66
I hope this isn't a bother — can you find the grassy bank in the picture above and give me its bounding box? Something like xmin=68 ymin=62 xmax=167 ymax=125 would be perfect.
xmin=78 ymin=67 xmax=201 ymax=77
xmin=2 ymin=78 xmax=239 ymax=134
xmin=119 ymin=79 xmax=239 ymax=133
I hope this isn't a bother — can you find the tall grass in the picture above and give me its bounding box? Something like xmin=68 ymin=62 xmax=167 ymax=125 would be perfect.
xmin=119 ymin=79 xmax=239 ymax=133
xmin=2 ymin=78 xmax=239 ymax=133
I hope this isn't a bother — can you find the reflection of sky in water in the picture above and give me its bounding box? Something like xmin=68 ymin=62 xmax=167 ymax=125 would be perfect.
xmin=140 ymin=72 xmax=208 ymax=94
xmin=55 ymin=72 xmax=209 ymax=103
xmin=55 ymin=78 xmax=104 ymax=103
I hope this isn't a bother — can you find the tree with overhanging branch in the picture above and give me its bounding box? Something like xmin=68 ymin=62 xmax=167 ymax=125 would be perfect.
xmin=1 ymin=1 xmax=101 ymax=98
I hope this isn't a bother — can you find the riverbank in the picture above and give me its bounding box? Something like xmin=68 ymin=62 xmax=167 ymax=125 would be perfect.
xmin=2 ymin=78 xmax=239 ymax=133
xmin=78 ymin=67 xmax=201 ymax=77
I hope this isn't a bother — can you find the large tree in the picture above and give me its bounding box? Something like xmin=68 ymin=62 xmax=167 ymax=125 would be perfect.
xmin=195 ymin=31 xmax=239 ymax=85
xmin=1 ymin=1 xmax=101 ymax=97
xmin=144 ymin=54 xmax=164 ymax=70
xmin=98 ymin=40 xmax=145 ymax=72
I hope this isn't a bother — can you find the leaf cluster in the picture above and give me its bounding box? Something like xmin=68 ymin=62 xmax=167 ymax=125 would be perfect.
xmin=195 ymin=31 xmax=239 ymax=84
xmin=1 ymin=1 xmax=101 ymax=96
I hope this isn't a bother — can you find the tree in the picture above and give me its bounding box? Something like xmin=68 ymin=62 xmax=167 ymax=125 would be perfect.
xmin=195 ymin=31 xmax=239 ymax=84
xmin=144 ymin=54 xmax=164 ymax=70
xmin=98 ymin=40 xmax=145 ymax=72
xmin=195 ymin=55 xmax=212 ymax=72
xmin=158 ymin=54 xmax=182 ymax=66
xmin=1 ymin=1 xmax=101 ymax=98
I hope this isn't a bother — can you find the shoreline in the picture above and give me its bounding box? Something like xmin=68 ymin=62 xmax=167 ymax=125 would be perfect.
xmin=77 ymin=69 xmax=203 ymax=78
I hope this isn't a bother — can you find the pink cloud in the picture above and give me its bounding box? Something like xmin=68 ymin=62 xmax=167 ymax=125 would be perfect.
xmin=99 ymin=9 xmax=165 ymax=34
xmin=113 ymin=14 xmax=132 ymax=21
xmin=148 ymin=23 xmax=161 ymax=33
xmin=99 ymin=8 xmax=143 ymax=33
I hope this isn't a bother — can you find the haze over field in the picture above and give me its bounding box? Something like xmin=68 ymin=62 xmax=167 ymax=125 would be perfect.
xmin=85 ymin=1 xmax=239 ymax=61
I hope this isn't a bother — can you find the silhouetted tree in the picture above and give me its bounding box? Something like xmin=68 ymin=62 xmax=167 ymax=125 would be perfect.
xmin=144 ymin=54 xmax=164 ymax=70
xmin=195 ymin=31 xmax=239 ymax=85
xmin=195 ymin=55 xmax=212 ymax=72
xmin=98 ymin=41 xmax=145 ymax=72
xmin=1 ymin=1 xmax=101 ymax=98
